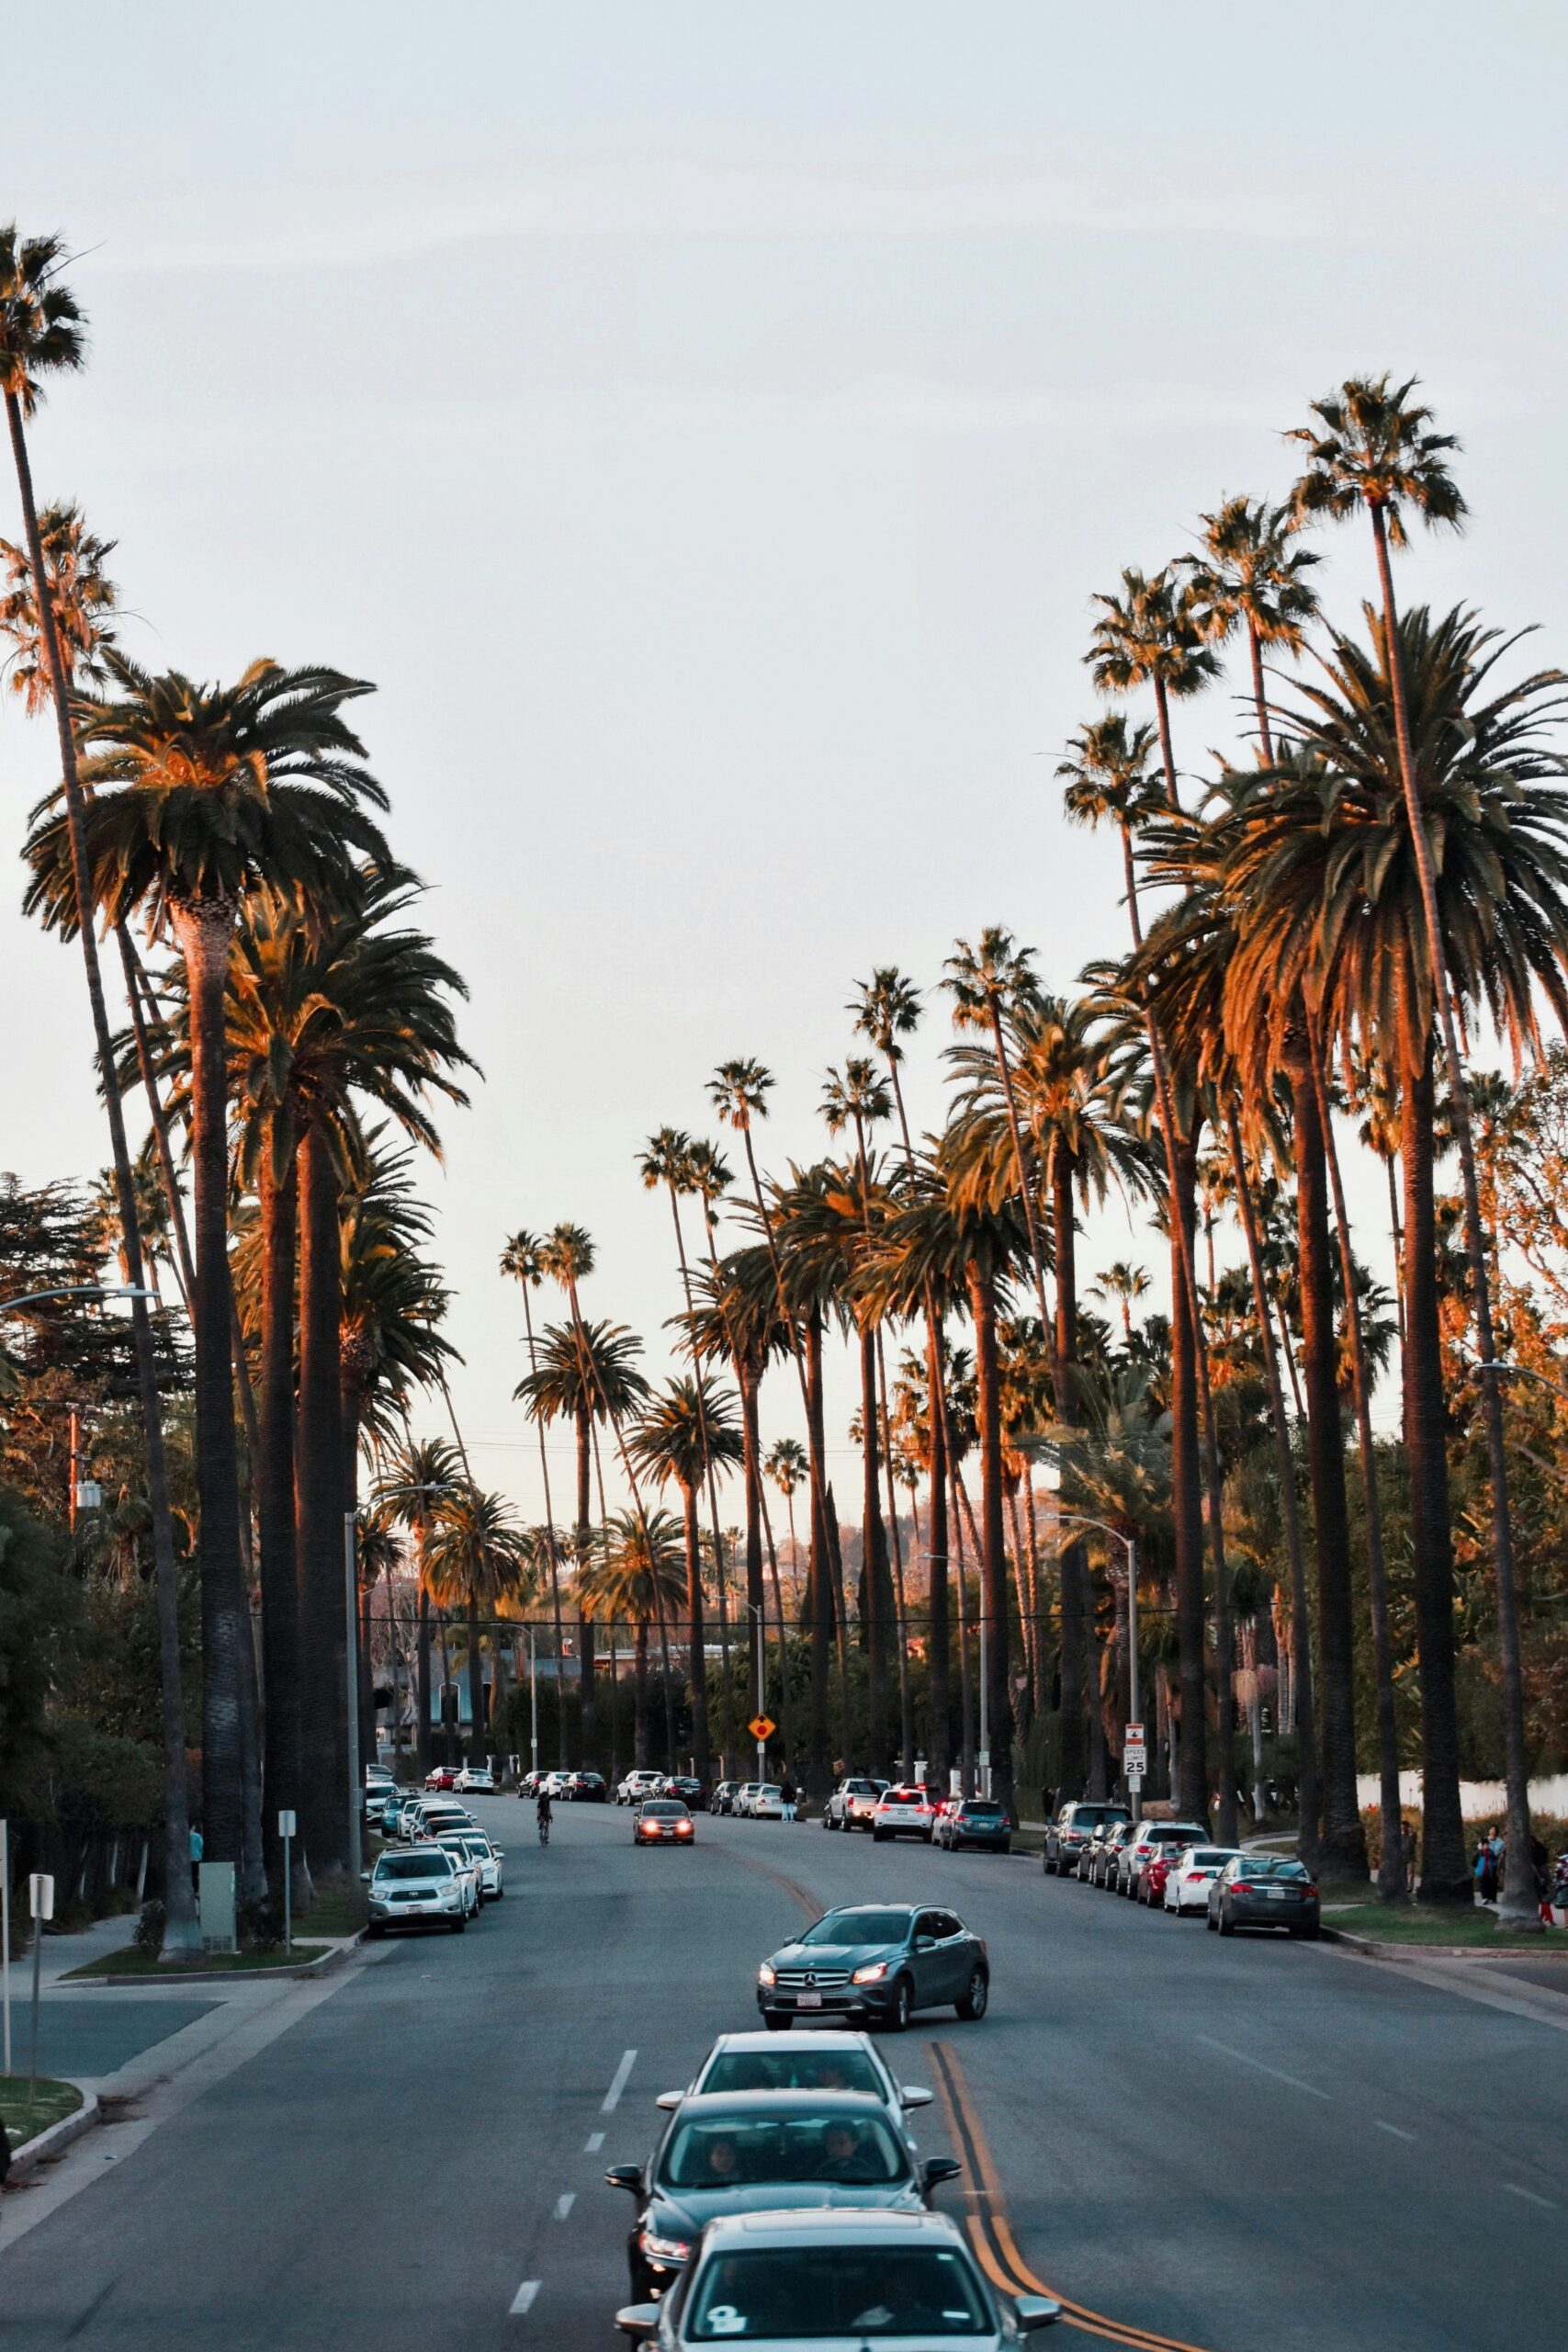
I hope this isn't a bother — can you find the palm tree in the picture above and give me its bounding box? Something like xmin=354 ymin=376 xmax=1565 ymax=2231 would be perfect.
xmin=373 ymin=1435 xmax=464 ymax=1772
xmin=500 ymin=1230 xmax=570 ymax=1765
xmin=579 ymin=1511 xmax=687 ymax=1765
xmin=1057 ymin=717 xmax=1166 ymax=943
xmin=423 ymin=1487 xmax=535 ymax=1765
xmin=1221 ymin=605 xmax=1568 ymax=1904
xmin=0 ymin=224 xmax=199 ymax=1952
xmin=25 ymin=654 xmax=391 ymax=1883
xmin=1091 ymin=1262 xmax=1151 ymax=1344
xmin=1086 ymin=566 xmax=1218 ymax=811
xmin=0 ymin=498 xmax=119 ymax=708
xmin=627 ymin=1376 xmax=744 ymax=1780
xmin=849 ymin=967 xmax=924 ymax=1156
xmin=1288 ymin=379 xmax=1544 ymax=1923
xmin=1179 ymin=495 xmax=1321 ymax=763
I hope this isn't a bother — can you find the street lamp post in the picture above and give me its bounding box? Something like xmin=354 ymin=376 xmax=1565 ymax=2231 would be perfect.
xmin=528 ymin=1626 xmax=539 ymax=1776
xmin=0 ymin=1283 xmax=158 ymax=1315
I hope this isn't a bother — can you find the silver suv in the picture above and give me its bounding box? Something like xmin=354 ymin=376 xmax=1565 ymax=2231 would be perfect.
xmin=366 ymin=1845 xmax=468 ymax=1936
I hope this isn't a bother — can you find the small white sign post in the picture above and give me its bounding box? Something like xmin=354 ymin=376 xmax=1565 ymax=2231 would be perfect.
xmin=277 ymin=1811 xmax=298 ymax=1952
xmin=1 ymin=1816 xmax=12 ymax=2079
xmin=28 ymin=1871 xmax=54 ymax=2105
xmin=1123 ymin=1724 xmax=1146 ymax=1816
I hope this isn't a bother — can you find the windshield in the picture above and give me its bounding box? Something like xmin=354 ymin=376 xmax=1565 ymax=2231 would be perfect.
xmin=660 ymin=2109 xmax=907 ymax=2190
xmin=643 ymin=1801 xmax=690 ymax=1818
xmin=702 ymin=2049 xmax=883 ymax=2099
xmin=375 ymin=1852 xmax=453 ymax=1882
xmin=800 ymin=1909 xmax=911 ymax=1948
xmin=686 ymin=2245 xmax=988 ymax=2337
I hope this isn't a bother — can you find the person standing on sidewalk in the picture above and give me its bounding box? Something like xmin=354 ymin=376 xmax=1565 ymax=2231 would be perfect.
xmin=780 ymin=1774 xmax=797 ymax=1823
xmin=1400 ymin=1817 xmax=1417 ymax=1894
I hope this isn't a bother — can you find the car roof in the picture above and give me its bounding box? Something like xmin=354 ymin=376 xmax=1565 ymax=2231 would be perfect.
xmin=699 ymin=2206 xmax=966 ymax=2250
xmin=702 ymin=2030 xmax=878 ymax=2059
xmin=381 ymin=1843 xmax=449 ymax=1862
xmin=817 ymin=1903 xmax=917 ymax=1926
xmin=671 ymin=2090 xmax=891 ymax=2120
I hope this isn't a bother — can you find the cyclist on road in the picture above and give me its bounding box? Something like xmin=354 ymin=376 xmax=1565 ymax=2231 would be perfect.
xmin=536 ymin=1783 xmax=553 ymax=1845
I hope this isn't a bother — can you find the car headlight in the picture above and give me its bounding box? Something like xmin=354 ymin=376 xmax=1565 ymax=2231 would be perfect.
xmin=757 ymin=1962 xmax=777 ymax=1986
xmin=640 ymin=2228 xmax=692 ymax=2265
xmin=852 ymin=1961 xmax=889 ymax=1984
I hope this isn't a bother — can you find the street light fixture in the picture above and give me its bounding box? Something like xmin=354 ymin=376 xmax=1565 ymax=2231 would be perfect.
xmin=0 ymin=1283 xmax=158 ymax=1314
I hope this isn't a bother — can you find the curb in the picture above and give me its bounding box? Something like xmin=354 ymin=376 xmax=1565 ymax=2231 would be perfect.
xmin=6 ymin=2089 xmax=99 ymax=2179
xmin=1322 ymin=1926 xmax=1568 ymax=1962
xmin=62 ymin=1928 xmax=367 ymax=1989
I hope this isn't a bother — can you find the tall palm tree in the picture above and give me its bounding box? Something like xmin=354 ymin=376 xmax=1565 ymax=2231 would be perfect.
xmin=1288 ymin=378 xmax=1546 ymax=1923
xmin=373 ymin=1435 xmax=463 ymax=1772
xmin=627 ymin=1375 xmax=744 ymax=1781
xmin=1091 ymin=1261 xmax=1151 ymax=1344
xmin=1179 ymin=495 xmax=1321 ymax=763
xmin=25 ymin=654 xmax=391 ymax=1883
xmin=1221 ymin=605 xmax=1568 ymax=1904
xmin=500 ymin=1230 xmax=570 ymax=1764
xmin=423 ymin=1487 xmax=534 ymax=1765
xmin=579 ymin=1510 xmax=687 ymax=1766
xmin=1086 ymin=566 xmax=1219 ymax=811
xmin=0 ymin=224 xmax=198 ymax=1952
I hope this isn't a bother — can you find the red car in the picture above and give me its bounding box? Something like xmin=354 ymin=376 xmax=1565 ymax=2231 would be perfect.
xmin=423 ymin=1764 xmax=459 ymax=1792
xmin=1140 ymin=1850 xmax=1177 ymax=1907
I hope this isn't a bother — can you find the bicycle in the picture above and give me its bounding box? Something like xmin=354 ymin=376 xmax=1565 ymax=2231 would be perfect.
xmin=537 ymin=1808 xmax=551 ymax=1847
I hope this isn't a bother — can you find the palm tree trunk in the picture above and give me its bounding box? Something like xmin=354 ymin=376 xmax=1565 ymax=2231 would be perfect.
xmin=860 ymin=1321 xmax=890 ymax=1777
xmin=1283 ymin=1024 xmax=1368 ymax=1886
xmin=1190 ymin=1220 xmax=1238 ymax=1846
xmin=874 ymin=1333 xmax=913 ymax=1779
xmin=1168 ymin=1138 xmax=1208 ymax=1824
xmin=417 ymin=1578 xmax=433 ymax=1773
xmin=116 ymin=924 xmax=195 ymax=1316
xmin=515 ymin=1277 xmax=569 ymax=1770
xmin=1400 ymin=1047 xmax=1472 ymax=1903
xmin=258 ymin=1152 xmax=301 ymax=1887
xmin=297 ymin=1118 xmax=346 ymax=1875
xmin=467 ymin=1591 xmax=484 ymax=1766
xmin=4 ymin=390 xmax=198 ymax=1951
xmin=169 ymin=893 xmax=257 ymax=1891
xmin=745 ymin=1371 xmax=793 ymax=1773
xmin=924 ymin=1317 xmax=951 ymax=1788
xmin=1224 ymin=1105 xmax=1319 ymax=1872
xmin=574 ymin=1408 xmax=593 ymax=1763
xmin=682 ymin=1479 xmax=710 ymax=1778
xmin=1385 ymin=1152 xmax=1406 ymax=1354
xmin=634 ymin=1617 xmax=650 ymax=1766
xmin=1050 ymin=1151 xmax=1089 ymax=1803
xmin=804 ymin=1314 xmax=844 ymax=1779
xmin=951 ymin=1464 xmax=976 ymax=1791
xmin=967 ymin=1270 xmax=1013 ymax=1820
xmin=1308 ymin=1017 xmax=1404 ymax=1901
xmin=1371 ymin=509 xmax=1536 ymax=1927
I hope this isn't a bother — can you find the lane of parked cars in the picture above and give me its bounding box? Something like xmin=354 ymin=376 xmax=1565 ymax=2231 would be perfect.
xmin=360 ymin=1766 xmax=508 ymax=1937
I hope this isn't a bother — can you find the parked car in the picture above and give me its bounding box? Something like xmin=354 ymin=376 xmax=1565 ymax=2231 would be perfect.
xmin=636 ymin=1799 xmax=695 ymax=1847
xmin=1043 ymin=1801 xmax=1130 ymax=1877
xmin=605 ymin=2091 xmax=962 ymax=2303
xmin=434 ymin=1833 xmax=483 ymax=1917
xmin=709 ymin=1780 xmax=739 ymax=1815
xmin=364 ymin=1844 xmax=468 ymax=1935
xmin=454 ymin=1765 xmax=496 ymax=1794
xmin=822 ymin=1777 xmax=885 ymax=1832
xmin=621 ymin=1770 xmax=665 ymax=1807
xmin=1115 ymin=1820 xmax=1209 ymax=1899
xmin=934 ymin=1798 xmax=1011 ymax=1855
xmin=1078 ymin=1816 xmax=1128 ymax=1884
xmin=541 ymin=1770 xmax=572 ymax=1797
xmin=750 ymin=1784 xmax=785 ymax=1820
xmin=389 ymin=1792 xmax=426 ymax=1841
xmin=371 ymin=1790 xmax=407 ymax=1835
xmin=450 ymin=1830 xmax=505 ymax=1902
xmin=1163 ymin=1845 xmax=1244 ymax=1916
xmin=757 ymin=1902 xmax=989 ymax=2033
xmin=414 ymin=1802 xmax=475 ymax=1844
xmin=663 ymin=1775 xmax=707 ymax=1810
xmin=1208 ymin=1854 xmax=1321 ymax=1938
xmin=732 ymin=1781 xmax=763 ymax=1817
xmin=872 ymin=1786 xmax=939 ymax=1844
xmin=423 ymin=1763 xmax=460 ymax=1792
xmin=565 ymin=1770 xmax=608 ymax=1803
xmin=655 ymin=2030 xmax=934 ymax=2158
xmin=613 ymin=2206 xmax=1057 ymax=2346
xmin=516 ymin=1770 xmax=545 ymax=1799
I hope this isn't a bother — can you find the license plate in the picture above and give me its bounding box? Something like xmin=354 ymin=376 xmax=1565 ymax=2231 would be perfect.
xmin=1267 ymin=1888 xmax=1287 ymax=1900
xmin=797 ymin=1991 xmax=823 ymax=2007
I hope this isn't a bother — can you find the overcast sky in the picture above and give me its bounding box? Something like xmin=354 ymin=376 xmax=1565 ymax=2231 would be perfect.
xmin=6 ymin=3 xmax=1565 ymax=1510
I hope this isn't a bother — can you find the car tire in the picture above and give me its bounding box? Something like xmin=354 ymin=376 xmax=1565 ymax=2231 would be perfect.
xmin=873 ymin=1828 xmax=888 ymax=1843
xmin=1294 ymin=1923 xmax=1321 ymax=1940
xmin=885 ymin=1976 xmax=913 ymax=2033
xmin=955 ymin=1965 xmax=989 ymax=2021
xmin=1218 ymin=1906 xmax=1235 ymax=1938
xmin=366 ymin=1922 xmax=383 ymax=1939
xmin=764 ymin=2013 xmax=792 ymax=2033
xmin=452 ymin=1917 xmax=466 ymax=1934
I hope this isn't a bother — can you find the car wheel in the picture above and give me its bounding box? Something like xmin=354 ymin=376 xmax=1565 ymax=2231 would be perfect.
xmin=1294 ymin=1922 xmax=1321 ymax=1940
xmin=955 ymin=1965 xmax=989 ymax=2021
xmin=366 ymin=1922 xmax=383 ymax=1939
xmin=764 ymin=2012 xmax=792 ymax=2033
xmin=873 ymin=1828 xmax=889 ymax=1843
xmin=452 ymin=1917 xmax=466 ymax=1934
xmin=886 ymin=1976 xmax=913 ymax=2033
xmin=1218 ymin=1905 xmax=1235 ymax=1938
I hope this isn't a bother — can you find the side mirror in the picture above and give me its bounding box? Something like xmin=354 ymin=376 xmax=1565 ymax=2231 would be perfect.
xmin=359 ymin=1871 xmax=371 ymax=1883
xmin=604 ymin=2165 xmax=643 ymax=2194
xmin=921 ymin=2156 xmax=962 ymax=2192
xmin=655 ymin=2091 xmax=683 ymax=2111
xmin=615 ymin=2306 xmax=661 ymax=2342
xmin=900 ymin=2086 xmax=933 ymax=2110
xmin=1014 ymin=2295 xmax=1061 ymax=2332
xmin=916 ymin=1935 xmax=936 ymax=1951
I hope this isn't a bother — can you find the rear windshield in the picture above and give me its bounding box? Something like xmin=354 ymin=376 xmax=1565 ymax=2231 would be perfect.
xmin=660 ymin=2109 xmax=906 ymax=2190
xmin=960 ymin=1804 xmax=1004 ymax=1819
xmin=1066 ymin=1805 xmax=1126 ymax=1826
xmin=703 ymin=2048 xmax=882 ymax=2099
xmin=881 ymin=1790 xmax=925 ymax=1806
xmin=1190 ymin=1850 xmax=1234 ymax=1867
xmin=1240 ymin=1858 xmax=1311 ymax=1880
xmin=687 ymin=2246 xmax=987 ymax=2338
xmin=843 ymin=1781 xmax=878 ymax=1796
xmin=1145 ymin=1825 xmax=1201 ymax=1842
xmin=375 ymin=1851 xmax=453 ymax=1882
xmin=801 ymin=1910 xmax=910 ymax=1947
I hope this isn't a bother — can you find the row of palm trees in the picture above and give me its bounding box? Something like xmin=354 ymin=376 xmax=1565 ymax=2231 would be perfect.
xmin=490 ymin=381 xmax=1568 ymax=1932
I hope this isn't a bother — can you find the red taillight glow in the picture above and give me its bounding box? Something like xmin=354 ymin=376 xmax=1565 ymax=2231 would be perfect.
xmin=1232 ymin=1883 xmax=1255 ymax=1895
xmin=1303 ymin=1884 xmax=1318 ymax=1898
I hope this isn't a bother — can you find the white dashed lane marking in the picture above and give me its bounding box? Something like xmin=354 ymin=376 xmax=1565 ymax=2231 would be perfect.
xmin=508 ymin=2280 xmax=540 ymax=2315
xmin=1374 ymin=2121 xmax=1416 ymax=2142
xmin=1196 ymin=2034 xmax=1331 ymax=2102
xmin=602 ymin=2049 xmax=637 ymax=2111
xmin=554 ymin=2193 xmax=575 ymax=2221
xmin=585 ymin=2131 xmax=604 ymax=2153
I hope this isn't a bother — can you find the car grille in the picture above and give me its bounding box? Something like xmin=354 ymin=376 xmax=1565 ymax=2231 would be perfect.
xmin=774 ymin=1968 xmax=851 ymax=1988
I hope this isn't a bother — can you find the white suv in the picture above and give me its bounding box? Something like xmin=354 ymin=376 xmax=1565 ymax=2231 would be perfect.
xmin=618 ymin=1769 xmax=664 ymax=1807
xmin=872 ymin=1785 xmax=939 ymax=1843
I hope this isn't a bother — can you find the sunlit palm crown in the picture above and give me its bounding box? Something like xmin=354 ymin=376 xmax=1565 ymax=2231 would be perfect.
xmin=0 ymin=223 xmax=85 ymax=413
xmin=1287 ymin=372 xmax=1467 ymax=545
xmin=946 ymin=991 xmax=1153 ymax=1215
xmin=513 ymin=1319 xmax=649 ymax=1423
xmin=578 ymin=1509 xmax=687 ymax=1624
xmin=1055 ymin=714 xmax=1165 ymax=833
xmin=626 ymin=1374 xmax=744 ymax=1491
xmin=0 ymin=500 xmax=119 ymax=713
xmin=849 ymin=966 xmax=923 ymax=1061
xmin=708 ymin=1057 xmax=773 ymax=1131
xmin=421 ymin=1486 xmax=536 ymax=1612
xmin=1179 ymin=493 xmax=1321 ymax=653
xmin=1086 ymin=565 xmax=1219 ymax=702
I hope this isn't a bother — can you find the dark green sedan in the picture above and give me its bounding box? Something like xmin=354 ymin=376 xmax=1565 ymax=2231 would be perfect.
xmin=1207 ymin=1854 xmax=1321 ymax=1938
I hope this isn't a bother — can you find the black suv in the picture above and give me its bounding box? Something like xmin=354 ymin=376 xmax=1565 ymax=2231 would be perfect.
xmin=1043 ymin=1800 xmax=1131 ymax=1877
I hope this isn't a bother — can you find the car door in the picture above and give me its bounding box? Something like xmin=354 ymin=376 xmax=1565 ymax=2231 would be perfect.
xmin=926 ymin=1910 xmax=970 ymax=2000
xmin=909 ymin=1911 xmax=946 ymax=2005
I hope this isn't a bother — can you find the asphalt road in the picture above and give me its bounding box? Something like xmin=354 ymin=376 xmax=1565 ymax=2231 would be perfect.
xmin=5 ymin=1795 xmax=1566 ymax=2349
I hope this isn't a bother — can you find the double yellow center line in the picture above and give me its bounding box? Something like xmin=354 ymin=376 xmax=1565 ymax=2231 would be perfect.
xmin=929 ymin=2041 xmax=1217 ymax=2352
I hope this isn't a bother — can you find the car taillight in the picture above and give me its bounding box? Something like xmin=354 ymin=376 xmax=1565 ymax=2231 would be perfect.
xmin=1302 ymin=1884 xmax=1318 ymax=1899
xmin=1231 ymin=1883 xmax=1254 ymax=1895
xmin=1184 ymin=1871 xmax=1204 ymax=1882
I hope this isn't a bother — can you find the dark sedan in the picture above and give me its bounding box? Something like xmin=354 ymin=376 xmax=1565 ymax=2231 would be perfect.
xmin=934 ymin=1798 xmax=1011 ymax=1854
xmin=1043 ymin=1800 xmax=1129 ymax=1877
xmin=1087 ymin=1818 xmax=1138 ymax=1886
xmin=567 ymin=1770 xmax=609 ymax=1802
xmin=758 ymin=1902 xmax=989 ymax=2033
xmin=1207 ymin=1854 xmax=1321 ymax=1938
xmin=605 ymin=2089 xmax=960 ymax=2302
xmin=635 ymin=1799 xmax=695 ymax=1847
xmin=663 ymin=1774 xmax=708 ymax=1810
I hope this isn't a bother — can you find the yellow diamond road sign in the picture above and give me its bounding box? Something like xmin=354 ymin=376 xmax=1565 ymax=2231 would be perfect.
xmin=748 ymin=1714 xmax=776 ymax=1743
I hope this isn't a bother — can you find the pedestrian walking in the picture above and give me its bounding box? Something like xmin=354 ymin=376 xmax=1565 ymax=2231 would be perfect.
xmin=189 ymin=1820 xmax=203 ymax=1894
xmin=1475 ymin=1834 xmax=1497 ymax=1905
xmin=1400 ymin=1817 xmax=1417 ymax=1894
xmin=780 ymin=1774 xmax=797 ymax=1823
